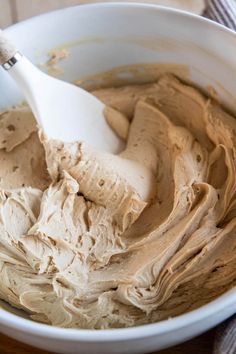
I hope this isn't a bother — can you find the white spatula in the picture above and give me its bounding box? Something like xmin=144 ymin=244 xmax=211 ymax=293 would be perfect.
xmin=0 ymin=29 xmax=123 ymax=153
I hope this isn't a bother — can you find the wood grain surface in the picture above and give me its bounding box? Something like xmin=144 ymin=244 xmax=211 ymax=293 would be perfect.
xmin=0 ymin=328 xmax=215 ymax=354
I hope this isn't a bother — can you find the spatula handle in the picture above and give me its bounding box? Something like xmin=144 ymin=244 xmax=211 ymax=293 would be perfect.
xmin=0 ymin=29 xmax=18 ymax=67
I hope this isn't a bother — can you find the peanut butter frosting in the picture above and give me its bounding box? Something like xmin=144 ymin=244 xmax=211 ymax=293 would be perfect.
xmin=0 ymin=75 xmax=236 ymax=329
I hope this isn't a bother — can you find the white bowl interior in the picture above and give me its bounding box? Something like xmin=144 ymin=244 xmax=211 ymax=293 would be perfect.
xmin=1 ymin=4 xmax=236 ymax=112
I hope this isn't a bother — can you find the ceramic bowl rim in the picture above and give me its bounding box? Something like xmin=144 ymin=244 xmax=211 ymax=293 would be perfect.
xmin=1 ymin=1 xmax=236 ymax=342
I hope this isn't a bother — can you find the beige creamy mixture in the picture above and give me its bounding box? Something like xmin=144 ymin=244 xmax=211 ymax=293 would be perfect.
xmin=0 ymin=74 xmax=236 ymax=329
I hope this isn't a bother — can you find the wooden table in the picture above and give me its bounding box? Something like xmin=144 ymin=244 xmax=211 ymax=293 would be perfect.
xmin=0 ymin=328 xmax=215 ymax=354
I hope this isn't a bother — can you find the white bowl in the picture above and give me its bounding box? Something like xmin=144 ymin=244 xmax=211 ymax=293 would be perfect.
xmin=0 ymin=3 xmax=236 ymax=353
